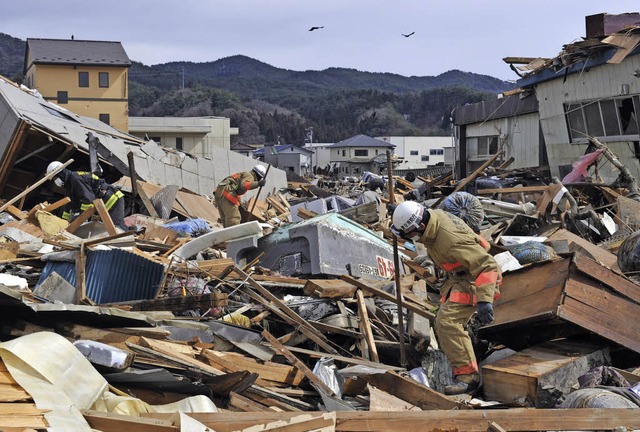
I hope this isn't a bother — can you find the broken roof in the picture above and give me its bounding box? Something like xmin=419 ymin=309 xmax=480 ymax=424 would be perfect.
xmin=24 ymin=38 xmax=132 ymax=70
xmin=506 ymin=13 xmax=640 ymax=88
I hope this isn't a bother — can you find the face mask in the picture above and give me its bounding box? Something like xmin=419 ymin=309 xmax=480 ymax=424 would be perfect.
xmin=54 ymin=178 xmax=64 ymax=188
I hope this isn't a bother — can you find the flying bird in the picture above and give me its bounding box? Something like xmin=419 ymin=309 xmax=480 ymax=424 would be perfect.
xmin=309 ymin=26 xmax=324 ymax=31
xmin=401 ymin=31 xmax=415 ymax=38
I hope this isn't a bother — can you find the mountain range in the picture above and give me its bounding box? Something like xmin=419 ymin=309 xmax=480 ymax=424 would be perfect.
xmin=0 ymin=32 xmax=515 ymax=144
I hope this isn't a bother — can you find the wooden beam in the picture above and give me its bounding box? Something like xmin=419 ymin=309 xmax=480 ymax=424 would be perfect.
xmin=103 ymin=292 xmax=228 ymax=311
xmin=42 ymin=197 xmax=71 ymax=213
xmin=75 ymin=242 xmax=86 ymax=304
xmin=5 ymin=205 xmax=26 ymax=220
xmin=66 ymin=206 xmax=96 ymax=234
xmin=189 ymin=408 xmax=640 ymax=431
xmin=92 ymin=198 xmax=117 ymax=235
xmin=363 ymin=371 xmax=465 ymax=410
xmin=453 ymin=150 xmax=504 ymax=194
xmin=341 ymin=275 xmax=436 ymax=321
xmin=82 ymin=409 xmax=178 ymax=432
xmin=476 ymin=185 xmax=549 ymax=195
xmin=285 ymin=345 xmax=402 ymax=371
xmin=356 ymin=289 xmax=379 ymax=362
xmin=261 ymin=329 xmax=336 ymax=396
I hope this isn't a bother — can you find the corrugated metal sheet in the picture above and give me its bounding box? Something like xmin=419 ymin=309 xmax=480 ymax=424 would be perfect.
xmin=36 ymin=249 xmax=165 ymax=304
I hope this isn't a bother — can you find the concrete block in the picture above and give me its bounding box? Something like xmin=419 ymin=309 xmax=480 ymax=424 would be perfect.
xmin=141 ymin=140 xmax=168 ymax=160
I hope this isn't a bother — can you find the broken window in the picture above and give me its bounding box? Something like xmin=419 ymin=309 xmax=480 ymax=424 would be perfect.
xmin=78 ymin=72 xmax=89 ymax=88
xmin=176 ymin=137 xmax=183 ymax=151
xmin=566 ymin=97 xmax=640 ymax=142
xmin=342 ymin=150 xmax=346 ymax=157
xmin=99 ymin=72 xmax=109 ymax=88
xmin=476 ymin=136 xmax=499 ymax=157
xmin=99 ymin=113 xmax=110 ymax=125
xmin=354 ymin=149 xmax=368 ymax=157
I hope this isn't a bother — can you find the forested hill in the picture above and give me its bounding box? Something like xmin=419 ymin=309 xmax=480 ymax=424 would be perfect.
xmin=0 ymin=33 xmax=515 ymax=144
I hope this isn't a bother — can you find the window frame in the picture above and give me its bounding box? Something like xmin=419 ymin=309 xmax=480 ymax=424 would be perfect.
xmin=99 ymin=113 xmax=110 ymax=125
xmin=78 ymin=71 xmax=89 ymax=88
xmin=57 ymin=91 xmax=68 ymax=104
xmin=410 ymin=150 xmax=419 ymax=156
xmin=565 ymin=96 xmax=640 ymax=143
xmin=354 ymin=149 xmax=368 ymax=157
xmin=98 ymin=72 xmax=110 ymax=88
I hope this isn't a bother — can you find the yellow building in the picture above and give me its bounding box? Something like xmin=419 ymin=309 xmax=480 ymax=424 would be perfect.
xmin=23 ymin=38 xmax=131 ymax=132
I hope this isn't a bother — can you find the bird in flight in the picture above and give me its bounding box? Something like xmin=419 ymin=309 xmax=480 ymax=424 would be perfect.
xmin=401 ymin=31 xmax=415 ymax=38
xmin=309 ymin=26 xmax=324 ymax=31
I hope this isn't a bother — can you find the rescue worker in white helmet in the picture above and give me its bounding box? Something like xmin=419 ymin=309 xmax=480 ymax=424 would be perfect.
xmin=391 ymin=201 xmax=501 ymax=395
xmin=213 ymin=165 xmax=266 ymax=227
xmin=46 ymin=161 xmax=126 ymax=230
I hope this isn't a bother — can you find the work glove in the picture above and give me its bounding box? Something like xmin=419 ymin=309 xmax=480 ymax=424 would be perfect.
xmin=476 ymin=302 xmax=494 ymax=326
xmin=413 ymin=254 xmax=433 ymax=268
xmin=257 ymin=179 xmax=266 ymax=187
xmin=403 ymin=189 xmax=421 ymax=201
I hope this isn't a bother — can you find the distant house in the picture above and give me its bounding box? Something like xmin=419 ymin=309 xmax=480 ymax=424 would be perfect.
xmin=128 ymin=116 xmax=239 ymax=157
xmin=377 ymin=136 xmax=453 ymax=166
xmin=329 ymin=134 xmax=395 ymax=176
xmin=231 ymin=142 xmax=262 ymax=158
xmin=254 ymin=144 xmax=314 ymax=176
xmin=304 ymin=142 xmax=334 ymax=173
xmin=24 ymin=38 xmax=131 ymax=132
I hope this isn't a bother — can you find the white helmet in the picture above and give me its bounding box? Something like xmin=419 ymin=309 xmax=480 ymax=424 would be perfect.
xmin=46 ymin=161 xmax=63 ymax=175
xmin=252 ymin=165 xmax=267 ymax=180
xmin=391 ymin=201 xmax=425 ymax=238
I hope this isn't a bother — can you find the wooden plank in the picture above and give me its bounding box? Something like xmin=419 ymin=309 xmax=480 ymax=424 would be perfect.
xmin=482 ymin=339 xmax=609 ymax=407
xmin=452 ymin=150 xmax=504 ymax=193
xmin=303 ymin=279 xmax=357 ymax=299
xmin=367 ymin=384 xmax=421 ymax=411
xmin=201 ymin=350 xmax=305 ymax=386
xmin=92 ymin=198 xmax=117 ymax=236
xmin=547 ymin=228 xmax=620 ymax=271
xmin=492 ymin=258 xmax=570 ymax=325
xmin=297 ymin=208 xmax=318 ymax=220
xmin=187 ymin=409 xmax=640 ymax=431
xmin=82 ymin=409 xmax=178 ymax=432
xmin=228 ymin=391 xmax=270 ymax=412
xmin=5 ymin=205 xmax=26 ymax=220
xmin=362 ymin=371 xmax=466 ymax=410
xmin=75 ymin=242 xmax=86 ymax=304
xmin=65 ymin=206 xmax=96 ymax=233
xmin=104 ymin=292 xmax=228 ymax=311
xmin=560 ymin=277 xmax=640 ymax=354
xmin=341 ymin=275 xmax=435 ymax=321
xmin=476 ymin=185 xmax=549 ymax=195
xmin=42 ymin=197 xmax=71 ymax=213
xmin=572 ymin=253 xmax=640 ymax=304
xmin=356 ymin=289 xmax=379 ymax=362
xmin=261 ymin=330 xmax=335 ymax=396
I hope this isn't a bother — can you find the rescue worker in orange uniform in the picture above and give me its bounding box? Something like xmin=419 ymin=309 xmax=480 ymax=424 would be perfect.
xmin=391 ymin=201 xmax=501 ymax=395
xmin=214 ymin=165 xmax=266 ymax=227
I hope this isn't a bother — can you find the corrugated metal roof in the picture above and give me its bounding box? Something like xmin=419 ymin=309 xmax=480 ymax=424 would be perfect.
xmin=452 ymin=94 xmax=539 ymax=126
xmin=26 ymin=38 xmax=131 ymax=67
xmin=36 ymin=249 xmax=165 ymax=304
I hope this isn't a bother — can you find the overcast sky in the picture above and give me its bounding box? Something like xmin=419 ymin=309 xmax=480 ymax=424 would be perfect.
xmin=3 ymin=1 xmax=639 ymax=81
